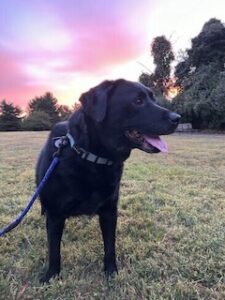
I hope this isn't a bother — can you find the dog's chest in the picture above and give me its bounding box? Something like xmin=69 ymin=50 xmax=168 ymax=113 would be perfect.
xmin=57 ymin=163 xmax=122 ymax=216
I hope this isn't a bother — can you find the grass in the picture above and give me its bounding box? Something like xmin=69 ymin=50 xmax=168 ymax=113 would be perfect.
xmin=0 ymin=132 xmax=225 ymax=299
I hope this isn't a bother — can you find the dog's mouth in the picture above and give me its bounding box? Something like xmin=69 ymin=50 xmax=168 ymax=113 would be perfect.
xmin=125 ymin=129 xmax=168 ymax=153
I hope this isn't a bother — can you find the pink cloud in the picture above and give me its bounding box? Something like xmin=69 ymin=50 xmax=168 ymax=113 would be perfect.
xmin=57 ymin=25 xmax=145 ymax=73
xmin=0 ymin=51 xmax=26 ymax=97
xmin=0 ymin=0 xmax=153 ymax=107
xmin=0 ymin=49 xmax=49 ymax=106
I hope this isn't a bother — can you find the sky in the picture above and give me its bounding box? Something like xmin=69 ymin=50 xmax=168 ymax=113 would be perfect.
xmin=0 ymin=0 xmax=225 ymax=108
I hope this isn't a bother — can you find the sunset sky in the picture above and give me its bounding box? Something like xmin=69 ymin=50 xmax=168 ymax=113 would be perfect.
xmin=0 ymin=0 xmax=224 ymax=108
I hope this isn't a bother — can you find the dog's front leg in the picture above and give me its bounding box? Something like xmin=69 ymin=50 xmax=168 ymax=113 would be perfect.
xmin=99 ymin=205 xmax=118 ymax=277
xmin=40 ymin=213 xmax=65 ymax=283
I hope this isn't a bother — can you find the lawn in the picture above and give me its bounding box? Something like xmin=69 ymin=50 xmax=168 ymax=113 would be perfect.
xmin=0 ymin=132 xmax=225 ymax=299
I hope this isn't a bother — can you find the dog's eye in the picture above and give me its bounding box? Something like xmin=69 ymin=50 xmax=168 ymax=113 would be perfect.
xmin=134 ymin=98 xmax=144 ymax=105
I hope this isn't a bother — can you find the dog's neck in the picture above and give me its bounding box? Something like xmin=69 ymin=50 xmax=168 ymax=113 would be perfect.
xmin=68 ymin=109 xmax=131 ymax=163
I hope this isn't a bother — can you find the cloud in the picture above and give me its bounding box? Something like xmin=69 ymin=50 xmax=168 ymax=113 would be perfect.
xmin=0 ymin=0 xmax=154 ymax=106
xmin=0 ymin=48 xmax=50 ymax=106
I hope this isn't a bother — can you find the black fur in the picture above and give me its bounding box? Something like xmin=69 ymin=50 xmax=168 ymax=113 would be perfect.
xmin=36 ymin=79 xmax=180 ymax=283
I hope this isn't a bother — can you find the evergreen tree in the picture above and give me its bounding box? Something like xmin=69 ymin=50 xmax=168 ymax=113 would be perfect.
xmin=27 ymin=92 xmax=59 ymax=125
xmin=0 ymin=100 xmax=22 ymax=131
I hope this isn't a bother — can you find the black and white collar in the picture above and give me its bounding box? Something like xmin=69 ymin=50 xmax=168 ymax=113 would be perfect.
xmin=54 ymin=133 xmax=113 ymax=166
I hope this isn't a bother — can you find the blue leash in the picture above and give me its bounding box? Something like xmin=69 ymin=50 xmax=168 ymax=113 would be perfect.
xmin=0 ymin=154 xmax=60 ymax=237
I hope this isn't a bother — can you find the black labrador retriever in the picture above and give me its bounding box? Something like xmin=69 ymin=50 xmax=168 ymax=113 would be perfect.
xmin=36 ymin=79 xmax=180 ymax=283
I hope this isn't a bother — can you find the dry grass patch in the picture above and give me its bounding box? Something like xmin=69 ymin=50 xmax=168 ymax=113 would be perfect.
xmin=0 ymin=132 xmax=225 ymax=299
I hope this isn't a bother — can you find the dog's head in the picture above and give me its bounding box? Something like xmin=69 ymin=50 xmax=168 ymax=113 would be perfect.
xmin=79 ymin=79 xmax=180 ymax=159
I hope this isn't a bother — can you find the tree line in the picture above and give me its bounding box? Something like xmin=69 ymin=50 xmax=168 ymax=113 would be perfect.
xmin=139 ymin=18 xmax=225 ymax=130
xmin=1 ymin=18 xmax=225 ymax=131
xmin=0 ymin=93 xmax=77 ymax=131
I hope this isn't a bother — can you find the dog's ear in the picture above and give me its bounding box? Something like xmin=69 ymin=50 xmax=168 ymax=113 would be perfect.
xmin=79 ymin=80 xmax=115 ymax=123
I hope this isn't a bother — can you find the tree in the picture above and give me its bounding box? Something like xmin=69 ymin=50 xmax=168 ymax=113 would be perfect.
xmin=0 ymin=100 xmax=22 ymax=131
xmin=172 ymin=64 xmax=225 ymax=129
xmin=139 ymin=36 xmax=174 ymax=96
xmin=139 ymin=72 xmax=155 ymax=90
xmin=22 ymin=111 xmax=52 ymax=131
xmin=151 ymin=36 xmax=175 ymax=95
xmin=156 ymin=95 xmax=173 ymax=111
xmin=206 ymin=71 xmax=225 ymax=129
xmin=58 ymin=105 xmax=73 ymax=121
xmin=73 ymin=102 xmax=81 ymax=111
xmin=27 ymin=92 xmax=59 ymax=125
xmin=173 ymin=18 xmax=225 ymax=129
xmin=189 ymin=18 xmax=225 ymax=70
xmin=175 ymin=18 xmax=225 ymax=85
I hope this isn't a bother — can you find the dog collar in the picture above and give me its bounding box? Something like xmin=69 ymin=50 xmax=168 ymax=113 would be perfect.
xmin=54 ymin=133 xmax=113 ymax=166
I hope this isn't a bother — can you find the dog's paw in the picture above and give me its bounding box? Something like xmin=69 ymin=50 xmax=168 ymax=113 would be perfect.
xmin=39 ymin=271 xmax=60 ymax=284
xmin=104 ymin=264 xmax=118 ymax=279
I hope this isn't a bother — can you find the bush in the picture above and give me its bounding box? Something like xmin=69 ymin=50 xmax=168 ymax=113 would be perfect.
xmin=22 ymin=111 xmax=52 ymax=131
xmin=172 ymin=65 xmax=225 ymax=129
xmin=156 ymin=95 xmax=173 ymax=110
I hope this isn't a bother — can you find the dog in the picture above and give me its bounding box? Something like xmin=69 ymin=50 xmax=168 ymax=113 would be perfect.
xmin=36 ymin=79 xmax=180 ymax=283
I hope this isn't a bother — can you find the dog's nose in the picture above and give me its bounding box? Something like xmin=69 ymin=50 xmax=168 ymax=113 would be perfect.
xmin=169 ymin=112 xmax=181 ymax=124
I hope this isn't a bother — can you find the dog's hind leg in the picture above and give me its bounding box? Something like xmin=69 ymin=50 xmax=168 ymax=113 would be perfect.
xmin=40 ymin=213 xmax=65 ymax=283
xmin=99 ymin=206 xmax=118 ymax=277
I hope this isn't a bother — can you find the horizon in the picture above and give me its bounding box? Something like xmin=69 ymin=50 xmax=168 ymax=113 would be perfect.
xmin=1 ymin=0 xmax=225 ymax=109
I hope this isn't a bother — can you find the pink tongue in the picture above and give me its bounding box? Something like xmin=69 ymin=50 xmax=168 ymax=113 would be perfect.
xmin=145 ymin=136 xmax=168 ymax=152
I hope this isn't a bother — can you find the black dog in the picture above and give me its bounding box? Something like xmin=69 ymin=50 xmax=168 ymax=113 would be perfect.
xmin=36 ymin=79 xmax=180 ymax=283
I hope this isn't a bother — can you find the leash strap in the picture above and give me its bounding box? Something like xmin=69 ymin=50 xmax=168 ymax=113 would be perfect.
xmin=0 ymin=156 xmax=59 ymax=237
xmin=0 ymin=132 xmax=112 ymax=237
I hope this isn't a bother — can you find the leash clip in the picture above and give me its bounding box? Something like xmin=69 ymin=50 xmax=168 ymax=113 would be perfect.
xmin=53 ymin=136 xmax=68 ymax=157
